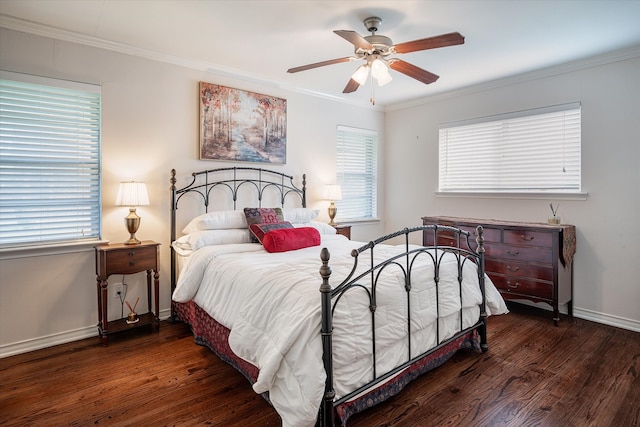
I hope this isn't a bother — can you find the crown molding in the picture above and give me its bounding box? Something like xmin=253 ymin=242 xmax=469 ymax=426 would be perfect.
xmin=3 ymin=13 xmax=635 ymax=113
xmin=386 ymin=44 xmax=640 ymax=112
xmin=0 ymin=14 xmax=382 ymax=111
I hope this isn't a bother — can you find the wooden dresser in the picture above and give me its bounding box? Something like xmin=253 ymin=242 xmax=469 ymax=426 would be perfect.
xmin=422 ymin=216 xmax=576 ymax=325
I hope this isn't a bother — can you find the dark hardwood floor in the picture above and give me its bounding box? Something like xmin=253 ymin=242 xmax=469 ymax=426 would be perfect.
xmin=1 ymin=303 xmax=638 ymax=426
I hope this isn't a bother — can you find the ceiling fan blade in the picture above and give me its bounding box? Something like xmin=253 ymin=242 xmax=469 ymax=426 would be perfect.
xmin=389 ymin=59 xmax=439 ymax=84
xmin=342 ymin=78 xmax=361 ymax=93
xmin=393 ymin=32 xmax=464 ymax=54
xmin=334 ymin=30 xmax=374 ymax=51
xmin=287 ymin=57 xmax=352 ymax=73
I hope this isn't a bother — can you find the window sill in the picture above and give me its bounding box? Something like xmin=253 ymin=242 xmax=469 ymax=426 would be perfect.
xmin=334 ymin=217 xmax=381 ymax=226
xmin=0 ymin=239 xmax=109 ymax=260
xmin=436 ymin=192 xmax=589 ymax=201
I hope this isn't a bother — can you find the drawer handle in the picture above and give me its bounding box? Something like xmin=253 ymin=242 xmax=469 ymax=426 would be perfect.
xmin=520 ymin=234 xmax=535 ymax=241
xmin=128 ymin=251 xmax=135 ymax=257
xmin=506 ymin=249 xmax=520 ymax=256
xmin=507 ymin=281 xmax=520 ymax=289
xmin=129 ymin=261 xmax=135 ymax=267
xmin=506 ymin=265 xmax=520 ymax=272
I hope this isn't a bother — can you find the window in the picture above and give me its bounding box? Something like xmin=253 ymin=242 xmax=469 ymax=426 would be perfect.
xmin=0 ymin=71 xmax=102 ymax=247
xmin=336 ymin=125 xmax=378 ymax=221
xmin=439 ymin=103 xmax=581 ymax=193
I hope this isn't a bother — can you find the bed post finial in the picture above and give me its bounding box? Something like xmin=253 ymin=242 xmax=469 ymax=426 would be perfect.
xmin=319 ymin=247 xmax=335 ymax=427
xmin=302 ymin=173 xmax=307 ymax=208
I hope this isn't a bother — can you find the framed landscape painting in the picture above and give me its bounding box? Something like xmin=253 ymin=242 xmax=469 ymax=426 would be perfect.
xmin=199 ymin=82 xmax=287 ymax=163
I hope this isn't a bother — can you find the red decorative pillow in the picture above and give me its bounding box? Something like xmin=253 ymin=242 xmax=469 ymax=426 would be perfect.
xmin=249 ymin=221 xmax=294 ymax=244
xmin=262 ymin=227 xmax=321 ymax=253
xmin=244 ymin=207 xmax=284 ymax=242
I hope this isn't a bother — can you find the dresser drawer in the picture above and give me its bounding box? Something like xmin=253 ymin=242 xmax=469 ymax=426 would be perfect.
xmin=490 ymin=275 xmax=553 ymax=300
xmin=485 ymin=243 xmax=553 ymax=264
xmin=105 ymin=246 xmax=157 ymax=274
xmin=503 ymin=229 xmax=552 ymax=247
xmin=435 ymin=235 xmax=461 ymax=247
xmin=424 ymin=235 xmax=479 ymax=251
xmin=485 ymin=259 xmax=553 ymax=282
xmin=423 ymin=229 xmax=461 ymax=247
xmin=423 ymin=227 xmax=499 ymax=250
xmin=457 ymin=225 xmax=502 ymax=243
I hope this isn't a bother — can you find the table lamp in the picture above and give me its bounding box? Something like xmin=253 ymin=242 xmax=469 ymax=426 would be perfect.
xmin=115 ymin=181 xmax=149 ymax=245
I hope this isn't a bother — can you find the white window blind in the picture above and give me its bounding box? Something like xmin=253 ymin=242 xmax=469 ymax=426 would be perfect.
xmin=439 ymin=103 xmax=581 ymax=193
xmin=0 ymin=72 xmax=102 ymax=247
xmin=336 ymin=125 xmax=378 ymax=221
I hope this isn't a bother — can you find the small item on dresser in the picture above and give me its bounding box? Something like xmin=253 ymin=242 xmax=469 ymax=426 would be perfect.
xmin=548 ymin=203 xmax=560 ymax=224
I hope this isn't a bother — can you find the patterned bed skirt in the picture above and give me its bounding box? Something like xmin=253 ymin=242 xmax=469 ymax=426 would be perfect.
xmin=172 ymin=300 xmax=261 ymax=387
xmin=172 ymin=300 xmax=480 ymax=426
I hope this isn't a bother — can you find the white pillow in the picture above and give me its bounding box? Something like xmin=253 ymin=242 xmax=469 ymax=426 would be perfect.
xmin=282 ymin=208 xmax=320 ymax=224
xmin=294 ymin=221 xmax=337 ymax=235
xmin=173 ymin=229 xmax=252 ymax=251
xmin=182 ymin=210 xmax=248 ymax=234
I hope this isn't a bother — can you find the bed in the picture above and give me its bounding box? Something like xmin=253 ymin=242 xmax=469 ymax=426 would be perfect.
xmin=169 ymin=167 xmax=508 ymax=427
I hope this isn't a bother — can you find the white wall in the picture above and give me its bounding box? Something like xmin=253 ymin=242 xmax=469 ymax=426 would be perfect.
xmin=1 ymin=26 xmax=637 ymax=357
xmin=384 ymin=52 xmax=640 ymax=331
xmin=0 ymin=28 xmax=385 ymax=356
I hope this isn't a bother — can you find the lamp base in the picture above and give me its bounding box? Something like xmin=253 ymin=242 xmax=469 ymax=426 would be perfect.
xmin=124 ymin=236 xmax=142 ymax=245
xmin=124 ymin=208 xmax=142 ymax=245
xmin=328 ymin=202 xmax=337 ymax=226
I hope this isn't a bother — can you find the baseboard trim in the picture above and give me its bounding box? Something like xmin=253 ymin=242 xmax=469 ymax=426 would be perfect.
xmin=573 ymin=307 xmax=640 ymax=333
xmin=0 ymin=309 xmax=173 ymax=358
xmin=2 ymin=307 xmax=636 ymax=358
xmin=0 ymin=325 xmax=97 ymax=359
xmin=505 ymin=299 xmax=639 ymax=332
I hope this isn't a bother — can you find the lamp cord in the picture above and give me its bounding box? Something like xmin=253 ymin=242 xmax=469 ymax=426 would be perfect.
xmin=118 ymin=274 xmax=128 ymax=318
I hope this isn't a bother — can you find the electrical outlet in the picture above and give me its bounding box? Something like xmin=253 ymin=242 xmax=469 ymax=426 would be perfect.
xmin=113 ymin=283 xmax=123 ymax=299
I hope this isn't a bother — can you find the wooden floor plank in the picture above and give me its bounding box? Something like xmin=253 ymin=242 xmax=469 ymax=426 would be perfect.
xmin=1 ymin=303 xmax=638 ymax=426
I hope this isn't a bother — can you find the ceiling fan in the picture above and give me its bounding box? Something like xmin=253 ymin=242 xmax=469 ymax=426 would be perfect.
xmin=287 ymin=17 xmax=464 ymax=103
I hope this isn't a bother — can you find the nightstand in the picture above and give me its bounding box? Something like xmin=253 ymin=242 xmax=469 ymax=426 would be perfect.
xmin=95 ymin=240 xmax=160 ymax=345
xmin=333 ymin=225 xmax=351 ymax=240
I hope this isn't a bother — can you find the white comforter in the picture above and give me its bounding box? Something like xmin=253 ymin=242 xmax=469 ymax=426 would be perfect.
xmin=173 ymin=234 xmax=508 ymax=427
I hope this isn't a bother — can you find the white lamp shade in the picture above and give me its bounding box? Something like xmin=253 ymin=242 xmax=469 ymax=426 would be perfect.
xmin=324 ymin=184 xmax=342 ymax=201
xmin=351 ymin=64 xmax=370 ymax=85
xmin=371 ymin=59 xmax=392 ymax=86
xmin=116 ymin=182 xmax=150 ymax=206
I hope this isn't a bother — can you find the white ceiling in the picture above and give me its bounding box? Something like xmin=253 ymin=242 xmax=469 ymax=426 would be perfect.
xmin=1 ymin=0 xmax=640 ymax=107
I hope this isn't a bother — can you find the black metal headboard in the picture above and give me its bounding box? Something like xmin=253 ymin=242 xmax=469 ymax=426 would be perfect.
xmin=169 ymin=167 xmax=307 ymax=291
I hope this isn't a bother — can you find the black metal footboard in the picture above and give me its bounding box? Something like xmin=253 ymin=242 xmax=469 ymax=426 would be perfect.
xmin=318 ymin=225 xmax=487 ymax=427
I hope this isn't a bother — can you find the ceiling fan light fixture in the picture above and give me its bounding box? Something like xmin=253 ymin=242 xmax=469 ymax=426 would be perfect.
xmin=351 ymin=64 xmax=370 ymax=85
xmin=371 ymin=58 xmax=392 ymax=86
xmin=288 ymin=16 xmax=464 ymax=100
xmin=375 ymin=72 xmax=393 ymax=87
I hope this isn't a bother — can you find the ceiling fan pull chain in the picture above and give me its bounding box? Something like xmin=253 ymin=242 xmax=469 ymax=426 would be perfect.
xmin=370 ymin=71 xmax=375 ymax=105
